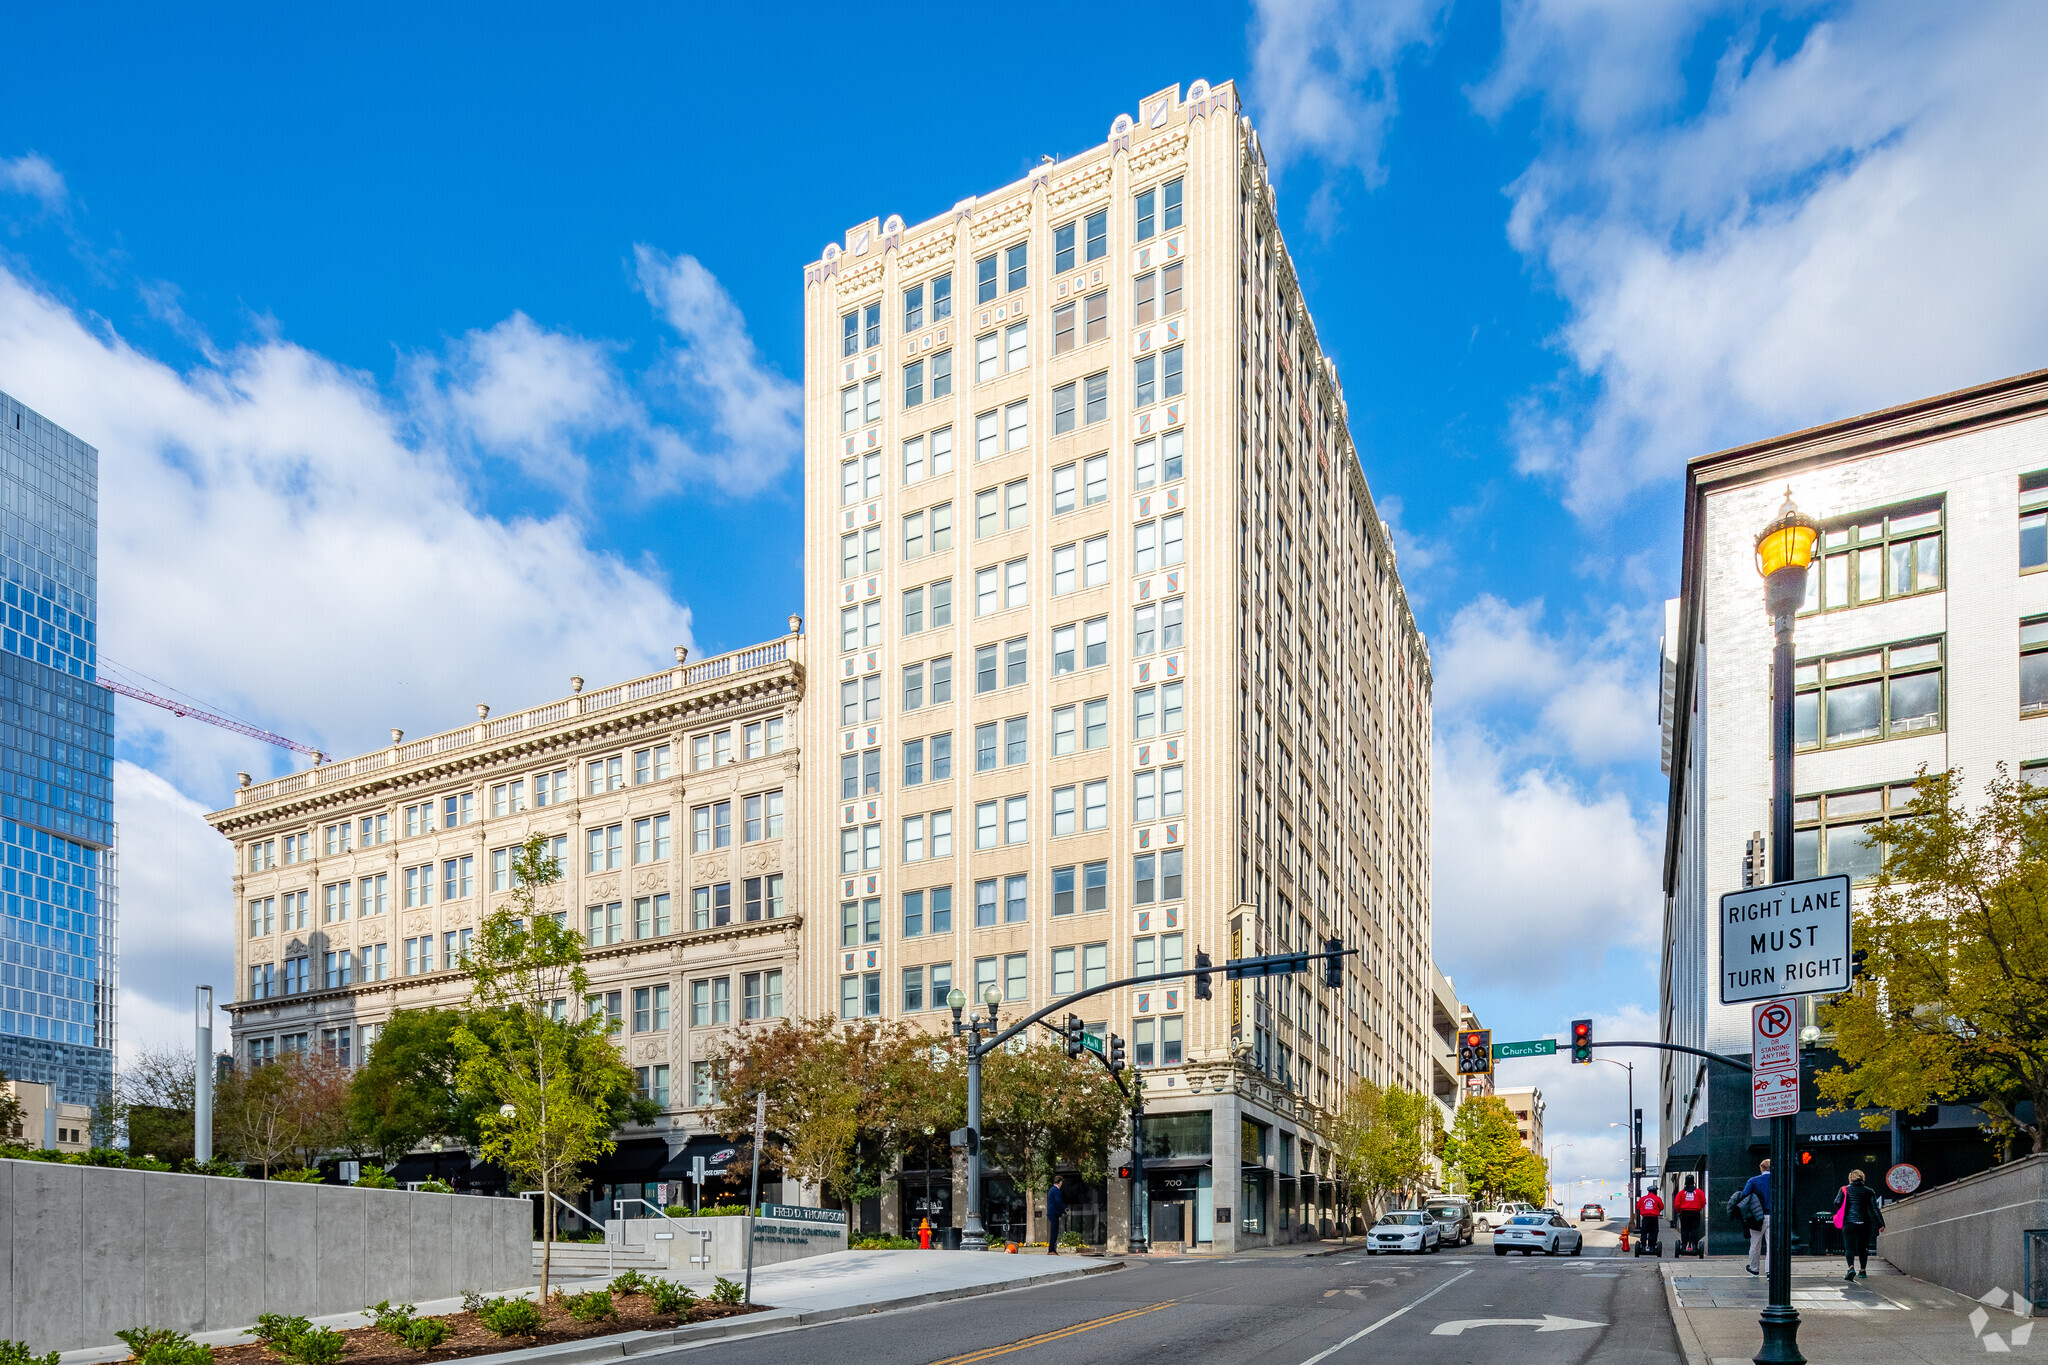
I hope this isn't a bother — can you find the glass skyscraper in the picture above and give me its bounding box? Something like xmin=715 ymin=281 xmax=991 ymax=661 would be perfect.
xmin=0 ymin=388 xmax=113 ymax=1105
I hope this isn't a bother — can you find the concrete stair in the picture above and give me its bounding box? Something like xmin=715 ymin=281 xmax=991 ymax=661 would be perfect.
xmin=530 ymin=1241 xmax=666 ymax=1278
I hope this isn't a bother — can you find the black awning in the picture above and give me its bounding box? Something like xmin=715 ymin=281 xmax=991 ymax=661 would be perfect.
xmin=593 ymin=1138 xmax=673 ymax=1179
xmin=1138 ymin=1157 xmax=1213 ymax=1172
xmin=658 ymin=1134 xmax=750 ymax=1181
xmin=385 ymin=1151 xmax=470 ymax=1184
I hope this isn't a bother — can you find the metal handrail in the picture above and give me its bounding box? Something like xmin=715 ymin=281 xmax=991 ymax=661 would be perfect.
xmin=613 ymin=1197 xmax=679 ymax=1222
xmin=524 ymin=1189 xmax=611 ymax=1282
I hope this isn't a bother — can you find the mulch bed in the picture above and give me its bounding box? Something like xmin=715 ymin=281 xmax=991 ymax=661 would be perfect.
xmin=196 ymin=1293 xmax=767 ymax=1365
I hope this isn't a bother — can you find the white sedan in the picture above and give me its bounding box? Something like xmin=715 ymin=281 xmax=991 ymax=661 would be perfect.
xmin=1366 ymin=1210 xmax=1443 ymax=1254
xmin=1493 ymin=1212 xmax=1584 ymax=1256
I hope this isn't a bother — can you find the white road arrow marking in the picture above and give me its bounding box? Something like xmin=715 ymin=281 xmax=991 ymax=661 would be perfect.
xmin=1431 ymin=1315 xmax=1605 ymax=1336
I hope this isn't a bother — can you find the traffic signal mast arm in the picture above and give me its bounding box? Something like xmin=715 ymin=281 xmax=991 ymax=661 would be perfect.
xmin=978 ymin=946 xmax=1357 ymax=1053
xmin=1589 ymin=1040 xmax=1752 ymax=1074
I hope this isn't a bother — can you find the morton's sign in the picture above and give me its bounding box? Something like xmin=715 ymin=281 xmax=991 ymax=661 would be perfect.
xmin=1719 ymin=874 xmax=1852 ymax=1004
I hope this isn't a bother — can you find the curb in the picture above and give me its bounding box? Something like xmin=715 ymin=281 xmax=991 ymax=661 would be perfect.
xmin=1659 ymin=1265 xmax=1711 ymax=1365
xmin=420 ymin=1259 xmax=1127 ymax=1365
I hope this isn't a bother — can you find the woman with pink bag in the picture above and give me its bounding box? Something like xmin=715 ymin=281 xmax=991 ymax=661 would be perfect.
xmin=1834 ymin=1169 xmax=1885 ymax=1280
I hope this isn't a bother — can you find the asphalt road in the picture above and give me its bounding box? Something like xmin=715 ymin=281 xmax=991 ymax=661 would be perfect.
xmin=655 ymin=1246 xmax=1683 ymax=1365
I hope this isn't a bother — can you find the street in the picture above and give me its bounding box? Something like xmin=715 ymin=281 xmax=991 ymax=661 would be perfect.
xmin=651 ymin=1246 xmax=1683 ymax=1365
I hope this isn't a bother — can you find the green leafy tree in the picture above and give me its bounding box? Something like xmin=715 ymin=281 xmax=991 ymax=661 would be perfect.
xmin=1818 ymin=767 xmax=2048 ymax=1153
xmin=1444 ymin=1095 xmax=1546 ymax=1206
xmin=348 ymin=1008 xmax=491 ymax=1162
xmin=453 ymin=835 xmax=637 ymax=1292
xmin=215 ymin=1050 xmax=348 ymax=1177
xmin=0 ymin=1069 xmax=24 ymax=1142
xmin=979 ymin=1038 xmax=1124 ymax=1232
xmin=1328 ymin=1083 xmax=1442 ymax=1223
xmin=120 ymin=1044 xmax=198 ymax=1164
xmin=88 ymin=1081 xmax=125 ymax=1150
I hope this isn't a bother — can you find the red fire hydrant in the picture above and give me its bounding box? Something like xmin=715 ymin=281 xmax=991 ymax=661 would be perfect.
xmin=918 ymin=1217 xmax=932 ymax=1250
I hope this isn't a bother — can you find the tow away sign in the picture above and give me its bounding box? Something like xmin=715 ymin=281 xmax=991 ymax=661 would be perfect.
xmin=1751 ymin=998 xmax=1801 ymax=1119
xmin=1719 ymin=874 xmax=1852 ymax=1004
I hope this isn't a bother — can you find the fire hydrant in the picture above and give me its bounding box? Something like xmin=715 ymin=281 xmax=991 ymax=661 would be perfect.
xmin=918 ymin=1217 xmax=932 ymax=1250
xmin=1620 ymin=1224 xmax=1631 ymax=1251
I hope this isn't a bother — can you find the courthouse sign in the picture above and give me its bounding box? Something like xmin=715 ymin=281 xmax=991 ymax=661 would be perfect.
xmin=1719 ymin=874 xmax=1852 ymax=1004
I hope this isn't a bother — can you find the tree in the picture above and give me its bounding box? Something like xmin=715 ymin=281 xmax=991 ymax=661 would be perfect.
xmin=452 ymin=835 xmax=636 ymax=1292
xmin=87 ymin=1081 xmax=124 ymax=1151
xmin=1328 ymin=1083 xmax=1442 ymax=1223
xmin=215 ymin=1050 xmax=349 ymax=1176
xmin=1443 ymin=1095 xmax=1545 ymax=1205
xmin=0 ymin=1069 xmax=25 ymax=1143
xmin=1818 ymin=767 xmax=2048 ymax=1154
xmin=348 ymin=1007 xmax=491 ymax=1162
xmin=978 ymin=1039 xmax=1125 ymax=1231
xmin=710 ymin=1016 xmax=962 ymax=1215
xmin=120 ymin=1044 xmax=197 ymax=1163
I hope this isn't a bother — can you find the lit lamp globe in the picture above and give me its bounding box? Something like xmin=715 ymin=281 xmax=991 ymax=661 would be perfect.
xmin=982 ymin=984 xmax=1003 ymax=1009
xmin=1755 ymin=489 xmax=1820 ymax=618
xmin=499 ymin=1103 xmax=517 ymax=1120
xmin=946 ymin=988 xmax=967 ymax=1012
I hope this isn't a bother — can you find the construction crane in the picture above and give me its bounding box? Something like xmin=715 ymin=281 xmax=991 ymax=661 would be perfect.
xmin=94 ymin=674 xmax=322 ymax=760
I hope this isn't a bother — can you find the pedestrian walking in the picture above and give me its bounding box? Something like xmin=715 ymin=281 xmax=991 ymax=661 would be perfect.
xmin=1674 ymin=1174 xmax=1707 ymax=1255
xmin=1730 ymin=1158 xmax=1771 ymax=1275
xmin=1635 ymin=1186 xmax=1666 ymax=1255
xmin=1045 ymin=1174 xmax=1066 ymax=1255
xmin=1834 ymin=1169 xmax=1884 ymax=1280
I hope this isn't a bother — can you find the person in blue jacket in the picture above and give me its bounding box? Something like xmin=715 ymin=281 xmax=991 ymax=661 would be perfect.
xmin=1730 ymin=1158 xmax=1771 ymax=1275
xmin=1045 ymin=1174 xmax=1067 ymax=1254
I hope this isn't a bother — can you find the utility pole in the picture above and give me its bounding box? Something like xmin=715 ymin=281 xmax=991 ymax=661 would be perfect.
xmin=194 ymin=985 xmax=214 ymax=1163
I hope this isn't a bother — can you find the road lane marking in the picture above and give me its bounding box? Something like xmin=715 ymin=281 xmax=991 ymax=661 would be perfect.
xmin=1431 ymin=1314 xmax=1604 ymax=1335
xmin=1293 ymin=1271 xmax=1475 ymax=1365
xmin=922 ymin=1298 xmax=1184 ymax=1365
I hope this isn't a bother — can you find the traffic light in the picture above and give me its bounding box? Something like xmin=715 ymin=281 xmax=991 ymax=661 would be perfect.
xmin=1457 ymin=1029 xmax=1493 ymax=1076
xmin=1323 ymin=937 xmax=1343 ymax=990
xmin=1571 ymin=1019 xmax=1593 ymax=1064
xmin=1108 ymin=1033 xmax=1127 ymax=1074
xmin=1851 ymin=948 xmax=1869 ymax=980
xmin=1117 ymin=1163 xmax=1133 ymax=1180
xmin=1064 ymin=1013 xmax=1086 ymax=1060
xmin=1194 ymin=949 xmax=1213 ymax=1000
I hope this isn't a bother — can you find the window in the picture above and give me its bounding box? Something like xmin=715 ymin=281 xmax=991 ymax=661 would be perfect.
xmin=974 ymin=721 xmax=999 ymax=772
xmin=976 ymin=253 xmax=998 ymax=304
xmin=841 ymin=451 xmax=881 ymax=505
xmin=359 ymin=873 xmax=388 ymax=917
xmin=1134 ymin=177 xmax=1182 ymax=241
xmin=744 ymin=969 xmax=784 ymax=1020
xmin=283 ymin=832 xmax=311 ymax=864
xmin=744 ymin=791 xmax=783 ymax=841
xmin=1051 ymin=705 xmax=1077 ymax=755
xmin=691 ymin=979 xmax=714 ymax=1026
xmin=1084 ymin=208 xmax=1107 ymax=261
xmin=1134 ymin=517 xmax=1185 ymax=575
xmin=1133 ymin=848 xmax=1184 ymax=904
xmin=2027 ymin=618 xmax=2048 ymax=716
xmin=1133 ymin=430 xmax=1185 ymax=489
xmin=690 ymin=977 xmax=731 ymax=1026
xmin=1052 ymin=786 xmax=1076 ymax=838
xmin=402 ymin=803 xmax=432 ymax=837
xmin=902 ymin=660 xmax=926 ymax=710
xmin=248 ymin=839 xmax=275 ymax=871
xmin=1005 ymin=240 xmax=1027 ymax=292
xmin=634 ymin=893 xmax=672 ymax=938
xmin=1133 ymin=599 xmax=1184 ymax=656
xmin=976 ymin=330 xmax=999 ymax=383
xmin=1005 ymin=558 xmax=1028 ymax=608
xmin=403 ymin=865 xmax=433 ymax=909
xmin=635 ymin=813 xmax=673 ymax=861
xmin=1083 ymin=454 xmax=1108 ymax=505
xmin=361 ymin=813 xmax=389 ymax=846
xmin=634 ymin=1065 xmax=671 ymax=1107
xmin=1084 ymin=290 xmax=1107 ymax=344
xmin=2024 ymin=478 xmax=2048 ymax=571
xmin=930 ymin=809 xmax=953 ymax=856
xmin=1794 ymin=639 xmax=1943 ymax=749
xmin=840 ymin=526 xmax=881 ymax=578
xmin=841 ymin=385 xmax=860 ymax=431
xmin=1005 ymin=635 xmax=1028 ymax=684
xmin=248 ymin=961 xmax=275 ymax=999
xmin=691 ymin=882 xmax=732 ymax=929
xmin=1084 ymin=371 xmax=1108 ymax=425
xmin=691 ymin=1062 xmax=716 ymax=1108
xmin=534 ymin=769 xmax=569 ymax=806
xmin=904 ymin=358 xmax=925 ymax=408
xmin=248 ymin=896 xmax=275 ymax=937
xmin=1083 ymin=536 xmax=1108 ymax=588
xmin=1083 ymin=779 xmax=1108 ymax=830
xmin=1053 ymin=302 xmax=1077 ymax=355
xmin=975 ymin=954 xmax=998 ymax=998
xmin=840 ymin=897 xmax=883 ymax=947
xmin=902 ymin=965 xmax=926 ymax=1012
xmin=976 ymin=643 xmax=999 ymax=693
xmin=490 ymin=780 xmax=526 ymax=817
xmin=1133 ymin=263 xmax=1184 ymax=323
xmin=1006 ymin=320 xmax=1028 ymax=372
xmin=323 ymin=950 xmax=353 ymax=990
xmin=902 ymin=814 xmax=926 ymax=862
xmin=586 ymin=901 xmax=623 ymax=946
xmin=280 ymin=889 xmax=308 ymax=930
xmin=323 ymin=822 xmax=352 ymax=855
xmin=1051 ymin=946 xmax=1076 ymax=996
xmin=1082 ymin=942 xmax=1108 ymax=989
xmin=976 ymin=408 xmax=1000 ymax=460
xmin=904 ymin=281 xmax=926 ymax=332
xmin=902 ymin=737 xmax=926 ymax=787
xmin=587 ymin=825 xmax=625 ymax=871
xmin=1792 ymin=784 xmax=1915 ymax=882
xmin=975 ymin=566 xmax=998 ymax=616
xmin=904 ymin=434 xmax=926 ymax=484
xmin=838 ymin=674 xmax=882 ymax=725
xmin=1052 ymin=462 xmax=1077 ymax=514
xmin=1083 ymin=696 xmax=1109 ymax=749
xmin=323 ymin=881 xmax=351 ymax=923
xmin=931 ymin=505 xmax=955 ymax=552
xmin=633 ymin=984 xmax=671 ymax=1032
xmin=840 ymin=972 xmax=883 ymax=1019
xmin=903 ymin=889 xmax=926 ymax=937
xmin=1133 ymin=681 xmax=1185 ymax=738
xmin=744 ymin=874 xmax=783 ymax=920
xmin=839 ymin=823 xmax=882 ymax=872
xmin=587 ymin=756 xmax=624 ymax=794
xmin=632 ymin=744 xmax=671 ymax=785
xmin=1005 ymin=795 xmax=1029 ymax=844
xmin=1053 ymin=381 xmax=1077 ymax=434
xmin=975 ymin=800 xmax=999 ymax=850
xmin=692 ymin=729 xmax=733 ymax=771
xmin=1004 ymin=951 xmax=1028 ymax=1001
xmin=745 ymin=717 xmax=785 ymax=758
xmin=1053 ymin=543 xmax=1077 ymax=595
xmin=930 ymin=657 xmax=953 ymax=705
xmin=1006 ymin=400 xmax=1029 ymax=452
xmin=1134 ymin=347 xmax=1182 ymax=406
xmin=1802 ymin=503 xmax=1944 ymax=613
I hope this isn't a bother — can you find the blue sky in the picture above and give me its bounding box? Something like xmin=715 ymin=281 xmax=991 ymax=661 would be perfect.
xmin=5 ymin=0 xmax=2046 ymax=1195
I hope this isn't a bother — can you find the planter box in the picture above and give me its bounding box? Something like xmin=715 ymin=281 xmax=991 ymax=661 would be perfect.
xmin=616 ymin=1210 xmax=847 ymax=1274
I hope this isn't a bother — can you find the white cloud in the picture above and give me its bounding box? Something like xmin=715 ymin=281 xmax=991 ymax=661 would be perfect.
xmin=1248 ymin=0 xmax=1451 ymax=196
xmin=1433 ymin=593 xmax=1659 ymax=764
xmin=632 ymin=248 xmax=803 ymax=498
xmin=1488 ymin=1 xmax=2048 ymax=512
xmin=1431 ymin=731 xmax=1662 ymax=989
xmin=1489 ymin=1002 xmax=1659 ymax=1194
xmin=0 ymin=153 xmax=67 ymax=213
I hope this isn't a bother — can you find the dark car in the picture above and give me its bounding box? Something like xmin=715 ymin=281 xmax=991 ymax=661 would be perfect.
xmin=1579 ymin=1203 xmax=1606 ymax=1221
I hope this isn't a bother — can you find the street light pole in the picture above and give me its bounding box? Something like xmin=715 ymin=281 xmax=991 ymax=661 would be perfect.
xmin=950 ymin=985 xmax=1004 ymax=1251
xmin=1756 ymin=489 xmax=1819 ymax=1365
xmin=193 ymin=986 xmax=214 ymax=1164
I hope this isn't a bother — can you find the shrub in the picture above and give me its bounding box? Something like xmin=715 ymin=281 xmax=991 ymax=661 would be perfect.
xmin=250 ymin=1315 xmax=312 ymax=1350
xmin=115 ymin=1330 xmax=213 ymax=1365
xmin=270 ymin=1168 xmax=325 ymax=1184
xmin=709 ymin=1277 xmax=744 ymax=1306
xmin=458 ymin=1291 xmax=488 ymax=1315
xmin=354 ymin=1165 xmax=399 ymax=1190
xmin=276 ymin=1329 xmax=345 ymax=1365
xmin=1059 ymin=1230 xmax=1087 ymax=1248
xmin=362 ymin=1303 xmax=415 ymax=1341
xmin=475 ymin=1298 xmax=544 ymax=1338
xmin=414 ymin=1179 xmax=454 ymax=1194
xmin=561 ymin=1291 xmax=614 ymax=1323
xmin=606 ymin=1270 xmax=648 ymax=1297
xmin=399 ymin=1320 xmax=449 ymax=1352
xmin=646 ymin=1281 xmax=697 ymax=1315
xmin=849 ymin=1235 xmax=917 ymax=1250
xmin=553 ymin=1229 xmax=603 ymax=1244
xmin=180 ymin=1157 xmax=245 ymax=1178
xmin=0 ymin=1342 xmax=61 ymax=1365
xmin=701 ymin=1204 xmax=750 ymax=1217
xmin=119 ymin=1154 xmax=175 ymax=1173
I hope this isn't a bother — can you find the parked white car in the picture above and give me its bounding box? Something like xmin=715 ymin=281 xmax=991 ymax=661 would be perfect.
xmin=1475 ymin=1201 xmax=1540 ymax=1230
xmin=1492 ymin=1212 xmax=1585 ymax=1257
xmin=1366 ymin=1210 xmax=1443 ymax=1254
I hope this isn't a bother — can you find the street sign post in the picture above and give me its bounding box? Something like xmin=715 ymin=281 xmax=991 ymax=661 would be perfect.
xmin=1719 ymin=874 xmax=1852 ymax=1004
xmin=1492 ymin=1039 xmax=1557 ymax=1060
xmin=1751 ymin=998 xmax=1801 ymax=1120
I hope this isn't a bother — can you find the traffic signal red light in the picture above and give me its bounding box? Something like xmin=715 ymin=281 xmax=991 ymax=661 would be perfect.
xmin=1571 ymin=1019 xmax=1593 ymax=1064
xmin=1117 ymin=1164 xmax=1133 ymax=1180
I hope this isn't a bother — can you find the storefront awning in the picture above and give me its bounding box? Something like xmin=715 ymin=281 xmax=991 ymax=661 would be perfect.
xmin=592 ymin=1137 xmax=673 ymax=1180
xmin=1139 ymin=1157 xmax=1212 ymax=1172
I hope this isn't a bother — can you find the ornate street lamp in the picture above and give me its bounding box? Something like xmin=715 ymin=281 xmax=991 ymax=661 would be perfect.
xmin=950 ymin=985 xmax=1004 ymax=1250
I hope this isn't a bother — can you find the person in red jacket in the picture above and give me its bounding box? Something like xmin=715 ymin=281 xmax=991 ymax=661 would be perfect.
xmin=1674 ymin=1175 xmax=1707 ymax=1255
xmin=1636 ymin=1187 xmax=1666 ymax=1255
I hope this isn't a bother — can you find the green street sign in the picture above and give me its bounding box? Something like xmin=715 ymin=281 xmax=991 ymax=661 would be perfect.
xmin=1492 ymin=1039 xmax=1558 ymax=1059
xmin=1082 ymin=1032 xmax=1105 ymax=1057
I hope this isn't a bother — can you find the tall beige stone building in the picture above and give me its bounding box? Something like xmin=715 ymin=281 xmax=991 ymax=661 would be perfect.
xmin=798 ymin=80 xmax=1433 ymax=1249
xmin=212 ymin=635 xmax=803 ymax=1212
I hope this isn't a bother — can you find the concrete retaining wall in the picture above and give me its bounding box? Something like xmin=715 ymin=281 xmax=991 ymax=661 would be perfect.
xmin=617 ymin=1213 xmax=847 ymax=1274
xmin=0 ymin=1158 xmax=532 ymax=1352
xmin=1879 ymin=1153 xmax=2048 ymax=1308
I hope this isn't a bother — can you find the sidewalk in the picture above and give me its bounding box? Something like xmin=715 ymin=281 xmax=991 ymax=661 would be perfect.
xmin=1660 ymin=1257 xmax=2042 ymax=1363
